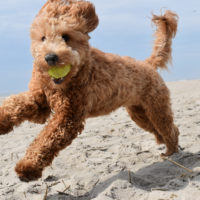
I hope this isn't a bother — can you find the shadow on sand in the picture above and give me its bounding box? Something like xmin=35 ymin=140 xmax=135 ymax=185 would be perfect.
xmin=47 ymin=151 xmax=200 ymax=200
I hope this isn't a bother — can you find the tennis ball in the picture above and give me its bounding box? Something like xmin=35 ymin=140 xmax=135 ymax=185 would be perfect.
xmin=48 ymin=64 xmax=71 ymax=79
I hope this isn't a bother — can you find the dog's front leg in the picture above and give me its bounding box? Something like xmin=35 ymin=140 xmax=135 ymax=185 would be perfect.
xmin=0 ymin=91 xmax=50 ymax=135
xmin=15 ymin=101 xmax=85 ymax=182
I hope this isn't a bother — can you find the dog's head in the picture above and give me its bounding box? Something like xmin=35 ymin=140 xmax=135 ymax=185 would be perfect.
xmin=30 ymin=0 xmax=98 ymax=85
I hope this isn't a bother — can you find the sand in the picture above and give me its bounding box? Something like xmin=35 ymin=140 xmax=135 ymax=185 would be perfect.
xmin=0 ymin=80 xmax=200 ymax=200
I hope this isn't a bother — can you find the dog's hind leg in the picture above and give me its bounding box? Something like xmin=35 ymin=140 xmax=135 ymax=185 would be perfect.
xmin=126 ymin=105 xmax=165 ymax=144
xmin=141 ymin=89 xmax=179 ymax=156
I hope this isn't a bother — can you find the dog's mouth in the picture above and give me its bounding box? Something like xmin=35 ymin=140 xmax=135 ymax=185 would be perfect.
xmin=52 ymin=77 xmax=66 ymax=84
xmin=48 ymin=64 xmax=71 ymax=85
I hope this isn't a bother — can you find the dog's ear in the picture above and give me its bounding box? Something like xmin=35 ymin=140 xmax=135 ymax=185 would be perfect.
xmin=71 ymin=1 xmax=99 ymax=33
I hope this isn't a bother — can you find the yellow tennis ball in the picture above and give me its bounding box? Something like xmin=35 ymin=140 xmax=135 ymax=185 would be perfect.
xmin=48 ymin=65 xmax=71 ymax=79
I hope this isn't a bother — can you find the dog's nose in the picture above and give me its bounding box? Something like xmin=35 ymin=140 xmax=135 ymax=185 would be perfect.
xmin=45 ymin=54 xmax=59 ymax=66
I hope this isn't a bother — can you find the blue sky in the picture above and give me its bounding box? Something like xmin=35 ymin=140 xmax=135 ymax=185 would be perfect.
xmin=0 ymin=0 xmax=199 ymax=95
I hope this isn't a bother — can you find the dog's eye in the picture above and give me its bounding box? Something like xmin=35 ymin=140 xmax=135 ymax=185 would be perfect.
xmin=41 ymin=36 xmax=46 ymax=42
xmin=62 ymin=34 xmax=70 ymax=43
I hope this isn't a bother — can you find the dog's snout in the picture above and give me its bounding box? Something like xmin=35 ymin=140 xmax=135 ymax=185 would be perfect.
xmin=45 ymin=54 xmax=59 ymax=66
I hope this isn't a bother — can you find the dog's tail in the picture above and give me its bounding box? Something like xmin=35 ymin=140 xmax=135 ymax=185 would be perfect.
xmin=145 ymin=10 xmax=178 ymax=70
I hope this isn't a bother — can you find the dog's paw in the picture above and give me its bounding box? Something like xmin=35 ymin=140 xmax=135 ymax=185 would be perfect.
xmin=161 ymin=146 xmax=179 ymax=157
xmin=15 ymin=159 xmax=42 ymax=182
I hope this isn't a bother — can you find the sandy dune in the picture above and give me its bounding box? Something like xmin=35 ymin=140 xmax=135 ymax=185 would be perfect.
xmin=0 ymin=80 xmax=200 ymax=200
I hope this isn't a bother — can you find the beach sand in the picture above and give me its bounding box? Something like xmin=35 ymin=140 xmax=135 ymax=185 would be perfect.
xmin=0 ymin=80 xmax=200 ymax=200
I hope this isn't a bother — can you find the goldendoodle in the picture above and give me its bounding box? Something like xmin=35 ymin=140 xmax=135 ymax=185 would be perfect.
xmin=0 ymin=0 xmax=179 ymax=181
